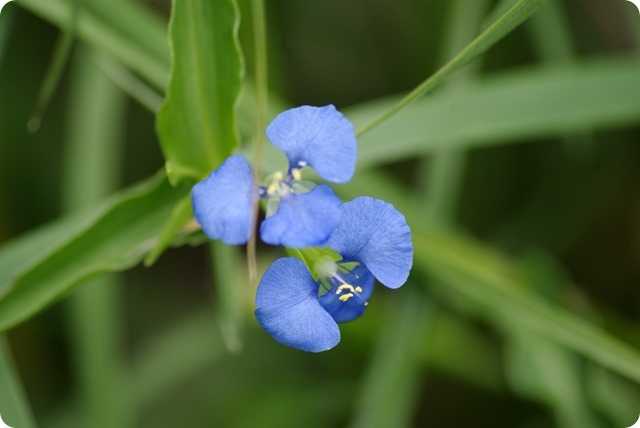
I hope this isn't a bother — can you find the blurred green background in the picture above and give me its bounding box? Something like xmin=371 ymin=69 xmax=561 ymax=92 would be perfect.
xmin=1 ymin=0 xmax=640 ymax=427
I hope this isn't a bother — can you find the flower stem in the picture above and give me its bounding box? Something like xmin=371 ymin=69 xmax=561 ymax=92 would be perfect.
xmin=355 ymin=0 xmax=550 ymax=138
xmin=247 ymin=0 xmax=269 ymax=281
xmin=27 ymin=0 xmax=81 ymax=132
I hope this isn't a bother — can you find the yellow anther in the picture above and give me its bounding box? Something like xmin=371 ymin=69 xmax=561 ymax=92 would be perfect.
xmin=267 ymin=182 xmax=279 ymax=195
xmin=336 ymin=284 xmax=355 ymax=294
xmin=338 ymin=293 xmax=354 ymax=302
xmin=266 ymin=171 xmax=285 ymax=195
xmin=355 ymin=286 xmax=363 ymax=292
xmin=291 ymin=168 xmax=302 ymax=181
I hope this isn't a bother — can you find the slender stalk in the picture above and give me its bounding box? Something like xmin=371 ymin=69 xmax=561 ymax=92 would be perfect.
xmin=247 ymin=0 xmax=269 ymax=281
xmin=27 ymin=0 xmax=81 ymax=132
xmin=0 ymin=336 xmax=37 ymax=428
xmin=64 ymin=47 xmax=131 ymax=428
xmin=355 ymin=0 xmax=549 ymax=138
xmin=209 ymin=241 xmax=243 ymax=353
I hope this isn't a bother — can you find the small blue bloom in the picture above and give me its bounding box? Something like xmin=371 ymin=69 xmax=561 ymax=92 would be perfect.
xmin=266 ymin=105 xmax=357 ymax=183
xmin=192 ymin=105 xmax=356 ymax=248
xmin=255 ymin=196 xmax=413 ymax=352
xmin=191 ymin=154 xmax=255 ymax=245
xmin=260 ymin=184 xmax=341 ymax=247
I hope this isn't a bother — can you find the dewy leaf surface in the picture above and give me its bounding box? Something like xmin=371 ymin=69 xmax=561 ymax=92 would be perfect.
xmin=156 ymin=0 xmax=243 ymax=184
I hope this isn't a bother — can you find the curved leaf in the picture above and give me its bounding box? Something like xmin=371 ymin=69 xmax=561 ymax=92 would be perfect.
xmin=156 ymin=0 xmax=243 ymax=184
xmin=0 ymin=173 xmax=188 ymax=332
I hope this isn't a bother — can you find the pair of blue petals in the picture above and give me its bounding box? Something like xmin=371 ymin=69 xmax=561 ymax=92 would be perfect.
xmin=255 ymin=196 xmax=413 ymax=352
xmin=192 ymin=105 xmax=357 ymax=248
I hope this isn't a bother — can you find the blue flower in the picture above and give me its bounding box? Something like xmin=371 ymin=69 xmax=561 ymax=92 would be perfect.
xmin=255 ymin=197 xmax=413 ymax=352
xmin=192 ymin=105 xmax=356 ymax=248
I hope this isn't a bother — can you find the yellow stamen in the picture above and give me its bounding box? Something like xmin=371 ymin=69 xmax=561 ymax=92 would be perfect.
xmin=338 ymin=293 xmax=354 ymax=302
xmin=291 ymin=168 xmax=302 ymax=181
xmin=336 ymin=284 xmax=355 ymax=294
xmin=355 ymin=286 xmax=362 ymax=292
xmin=266 ymin=171 xmax=285 ymax=196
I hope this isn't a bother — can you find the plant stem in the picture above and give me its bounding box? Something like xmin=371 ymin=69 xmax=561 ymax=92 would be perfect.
xmin=247 ymin=0 xmax=269 ymax=281
xmin=355 ymin=0 xmax=549 ymax=138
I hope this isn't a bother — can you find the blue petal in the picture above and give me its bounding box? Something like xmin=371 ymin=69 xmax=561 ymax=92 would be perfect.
xmin=266 ymin=105 xmax=357 ymax=183
xmin=255 ymin=257 xmax=340 ymax=352
xmin=260 ymin=185 xmax=341 ymax=248
xmin=191 ymin=155 xmax=255 ymax=245
xmin=318 ymin=263 xmax=375 ymax=323
xmin=328 ymin=197 xmax=413 ymax=288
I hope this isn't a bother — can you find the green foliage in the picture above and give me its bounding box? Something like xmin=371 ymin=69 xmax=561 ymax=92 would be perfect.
xmin=156 ymin=0 xmax=243 ymax=184
xmin=352 ymin=58 xmax=640 ymax=167
xmin=1 ymin=0 xmax=640 ymax=427
xmin=0 ymin=174 xmax=188 ymax=331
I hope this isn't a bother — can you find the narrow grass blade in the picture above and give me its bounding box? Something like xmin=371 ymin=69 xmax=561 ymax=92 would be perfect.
xmin=27 ymin=0 xmax=80 ymax=133
xmin=349 ymin=58 xmax=640 ymax=168
xmin=356 ymin=0 xmax=550 ymax=137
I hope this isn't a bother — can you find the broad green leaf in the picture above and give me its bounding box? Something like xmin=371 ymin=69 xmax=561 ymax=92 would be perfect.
xmin=156 ymin=0 xmax=243 ymax=184
xmin=350 ymin=58 xmax=640 ymax=168
xmin=0 ymin=173 xmax=189 ymax=332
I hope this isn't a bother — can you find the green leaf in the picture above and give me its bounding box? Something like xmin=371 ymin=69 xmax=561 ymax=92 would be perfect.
xmin=144 ymin=194 xmax=193 ymax=266
xmin=414 ymin=230 xmax=640 ymax=384
xmin=0 ymin=173 xmax=189 ymax=332
xmin=350 ymin=58 xmax=640 ymax=168
xmin=156 ymin=0 xmax=243 ymax=184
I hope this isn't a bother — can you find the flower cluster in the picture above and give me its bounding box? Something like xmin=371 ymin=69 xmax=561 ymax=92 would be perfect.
xmin=192 ymin=105 xmax=413 ymax=352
